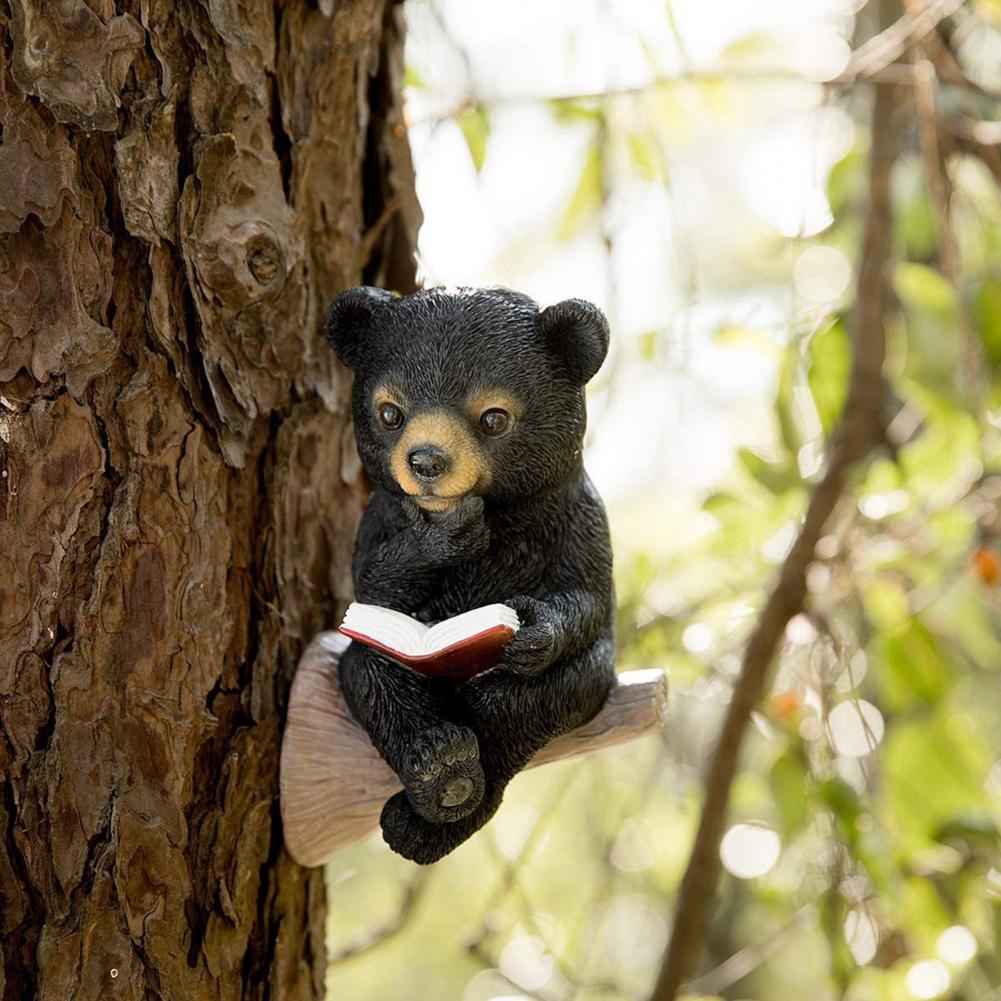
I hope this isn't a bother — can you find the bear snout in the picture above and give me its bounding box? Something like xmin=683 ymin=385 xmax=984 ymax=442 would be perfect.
xmin=388 ymin=407 xmax=492 ymax=500
xmin=407 ymin=445 xmax=450 ymax=482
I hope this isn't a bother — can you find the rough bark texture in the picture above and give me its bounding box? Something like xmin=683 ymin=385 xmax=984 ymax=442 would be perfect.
xmin=0 ymin=1 xmax=419 ymax=998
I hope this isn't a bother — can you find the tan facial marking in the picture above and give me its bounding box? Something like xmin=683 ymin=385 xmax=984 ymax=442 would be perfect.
xmin=464 ymin=389 xmax=524 ymax=424
xmin=414 ymin=496 xmax=460 ymax=513
xmin=372 ymin=383 xmax=409 ymax=411
xmin=389 ymin=407 xmax=492 ymax=503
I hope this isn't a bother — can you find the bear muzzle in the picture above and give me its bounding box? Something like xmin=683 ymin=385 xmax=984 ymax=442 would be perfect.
xmin=407 ymin=445 xmax=450 ymax=482
xmin=389 ymin=408 xmax=491 ymax=508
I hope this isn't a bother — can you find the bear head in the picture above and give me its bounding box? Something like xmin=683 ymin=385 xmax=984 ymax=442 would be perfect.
xmin=325 ymin=286 xmax=609 ymax=511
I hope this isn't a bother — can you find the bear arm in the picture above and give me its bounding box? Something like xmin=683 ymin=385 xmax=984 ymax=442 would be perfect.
xmin=544 ymin=584 xmax=604 ymax=656
xmin=354 ymin=535 xmax=443 ymax=611
xmin=536 ymin=491 xmax=614 ymax=661
xmin=502 ymin=585 xmax=611 ymax=677
xmin=352 ymin=493 xmax=444 ymax=612
xmin=535 ymin=588 xmax=610 ymax=661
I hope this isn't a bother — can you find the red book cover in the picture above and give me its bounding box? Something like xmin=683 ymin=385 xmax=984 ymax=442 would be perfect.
xmin=338 ymin=623 xmax=515 ymax=681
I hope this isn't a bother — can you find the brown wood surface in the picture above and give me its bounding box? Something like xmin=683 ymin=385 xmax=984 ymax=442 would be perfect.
xmin=0 ymin=3 xmax=418 ymax=998
xmin=280 ymin=633 xmax=668 ymax=867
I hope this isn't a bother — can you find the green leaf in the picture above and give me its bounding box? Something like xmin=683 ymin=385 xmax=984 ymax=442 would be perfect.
xmin=862 ymin=578 xmax=910 ymax=632
xmin=898 ymin=877 xmax=952 ymax=950
xmin=898 ymin=408 xmax=980 ymax=495
xmin=807 ymin=320 xmax=850 ymax=433
xmin=924 ymin=577 xmax=1001 ymax=671
xmin=627 ymin=131 xmax=663 ymax=183
xmin=972 ymin=278 xmax=1001 ymax=372
xmin=882 ymin=708 xmax=992 ymax=848
xmin=894 ymin=164 xmax=938 ymax=260
xmin=775 ymin=342 xmax=803 ymax=456
xmin=636 ymin=330 xmax=659 ymax=361
xmin=819 ymin=777 xmax=863 ymax=853
xmin=826 ymin=146 xmax=863 ymax=219
xmin=894 ymin=262 xmax=955 ymax=315
xmin=738 ymin=447 xmax=800 ymax=495
xmin=403 ymin=65 xmax=425 ymax=90
xmin=894 ymin=262 xmax=967 ymax=400
xmin=550 ymin=97 xmax=602 ymax=126
xmin=859 ymin=456 xmax=904 ymax=496
xmin=769 ymin=752 xmax=810 ymax=840
xmin=456 ymin=106 xmax=490 ymax=172
xmin=820 ymin=889 xmax=854 ymax=990
xmin=719 ymin=31 xmax=778 ymax=62
xmin=933 ymin=813 xmax=998 ymax=845
xmin=714 ymin=324 xmax=781 ymax=358
xmin=876 ymin=618 xmax=953 ymax=711
xmin=558 ymin=144 xmax=603 ymax=241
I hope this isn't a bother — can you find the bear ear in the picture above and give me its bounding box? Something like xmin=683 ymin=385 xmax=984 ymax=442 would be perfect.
xmin=537 ymin=298 xmax=610 ymax=385
xmin=325 ymin=286 xmax=396 ymax=369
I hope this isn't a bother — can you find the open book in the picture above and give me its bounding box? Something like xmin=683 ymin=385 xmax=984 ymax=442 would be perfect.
xmin=338 ymin=602 xmax=520 ymax=680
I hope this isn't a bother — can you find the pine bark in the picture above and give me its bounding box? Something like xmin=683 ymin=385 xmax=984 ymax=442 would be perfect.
xmin=0 ymin=1 xmax=418 ymax=998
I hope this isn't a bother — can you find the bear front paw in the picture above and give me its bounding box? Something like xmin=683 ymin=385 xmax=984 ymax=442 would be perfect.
xmin=407 ymin=496 xmax=490 ymax=563
xmin=501 ymin=596 xmax=557 ymax=675
xmin=502 ymin=621 xmax=556 ymax=675
xmin=400 ymin=723 xmax=485 ymax=823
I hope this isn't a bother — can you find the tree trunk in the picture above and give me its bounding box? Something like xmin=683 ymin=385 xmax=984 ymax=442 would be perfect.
xmin=0 ymin=2 xmax=418 ymax=998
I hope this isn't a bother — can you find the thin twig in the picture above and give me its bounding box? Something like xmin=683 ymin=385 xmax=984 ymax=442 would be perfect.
xmin=407 ymin=64 xmax=914 ymax=131
xmin=833 ymin=0 xmax=968 ymax=83
xmin=648 ymin=30 xmax=899 ymax=1001
xmin=680 ymin=906 xmax=816 ymax=996
xmin=916 ymin=11 xmax=1001 ymax=97
xmin=912 ymin=59 xmax=955 ymax=273
xmin=408 ymin=0 xmax=965 ymax=136
xmin=910 ymin=50 xmax=988 ymax=405
xmin=949 ymin=130 xmax=1001 ymax=189
xmin=326 ymin=869 xmax=430 ymax=965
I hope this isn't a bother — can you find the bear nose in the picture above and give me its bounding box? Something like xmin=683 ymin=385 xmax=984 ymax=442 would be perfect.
xmin=407 ymin=445 xmax=449 ymax=481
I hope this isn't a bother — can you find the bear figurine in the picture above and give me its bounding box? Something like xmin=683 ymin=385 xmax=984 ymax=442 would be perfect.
xmin=326 ymin=285 xmax=616 ymax=864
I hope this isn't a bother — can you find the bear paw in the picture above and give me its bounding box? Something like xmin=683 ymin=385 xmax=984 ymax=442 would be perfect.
xmin=400 ymin=724 xmax=485 ymax=823
xmin=380 ymin=793 xmax=457 ymax=864
xmin=381 ymin=791 xmax=494 ymax=865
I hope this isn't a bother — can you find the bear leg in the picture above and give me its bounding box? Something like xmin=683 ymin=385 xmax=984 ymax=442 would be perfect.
xmin=380 ymin=642 xmax=615 ymax=864
xmin=339 ymin=642 xmax=486 ymax=822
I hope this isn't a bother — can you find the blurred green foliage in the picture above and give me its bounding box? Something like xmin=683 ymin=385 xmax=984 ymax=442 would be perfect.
xmin=327 ymin=5 xmax=1001 ymax=1000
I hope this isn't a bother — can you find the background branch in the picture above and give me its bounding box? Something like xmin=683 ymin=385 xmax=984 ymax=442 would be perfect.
xmin=835 ymin=0 xmax=967 ymax=82
xmin=648 ymin=25 xmax=900 ymax=1001
xmin=327 ymin=871 xmax=430 ymax=966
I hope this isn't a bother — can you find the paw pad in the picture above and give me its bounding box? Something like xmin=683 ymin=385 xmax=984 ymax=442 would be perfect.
xmin=402 ymin=724 xmax=484 ymax=822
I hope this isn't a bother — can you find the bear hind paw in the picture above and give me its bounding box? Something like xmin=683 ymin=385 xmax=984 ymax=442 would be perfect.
xmin=400 ymin=723 xmax=485 ymax=823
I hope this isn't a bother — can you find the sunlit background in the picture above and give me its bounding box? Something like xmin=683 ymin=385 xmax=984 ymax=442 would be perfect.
xmin=327 ymin=1 xmax=1001 ymax=998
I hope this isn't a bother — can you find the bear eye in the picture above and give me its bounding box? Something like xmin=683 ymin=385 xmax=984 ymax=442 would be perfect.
xmin=479 ymin=408 xmax=511 ymax=436
xmin=378 ymin=402 xmax=405 ymax=430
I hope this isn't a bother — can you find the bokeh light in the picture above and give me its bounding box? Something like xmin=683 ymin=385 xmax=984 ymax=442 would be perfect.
xmin=325 ymin=2 xmax=1001 ymax=998
xmin=936 ymin=925 xmax=977 ymax=965
xmin=905 ymin=959 xmax=951 ymax=1000
xmin=498 ymin=935 xmax=553 ymax=992
xmin=793 ymin=245 xmax=852 ymax=305
xmin=719 ymin=823 xmax=781 ymax=879
xmin=827 ymin=700 xmax=885 ymax=757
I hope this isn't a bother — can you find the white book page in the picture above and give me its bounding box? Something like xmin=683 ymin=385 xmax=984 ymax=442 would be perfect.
xmin=342 ymin=602 xmax=520 ymax=657
xmin=422 ymin=604 xmax=520 ymax=654
xmin=341 ymin=603 xmax=428 ymax=656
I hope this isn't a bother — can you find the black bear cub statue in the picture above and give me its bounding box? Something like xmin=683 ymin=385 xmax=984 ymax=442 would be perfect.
xmin=326 ymin=285 xmax=616 ymax=864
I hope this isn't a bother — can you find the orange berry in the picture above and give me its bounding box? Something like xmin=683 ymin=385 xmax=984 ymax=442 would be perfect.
xmin=770 ymin=689 xmax=801 ymax=719
xmin=973 ymin=548 xmax=1000 ymax=585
